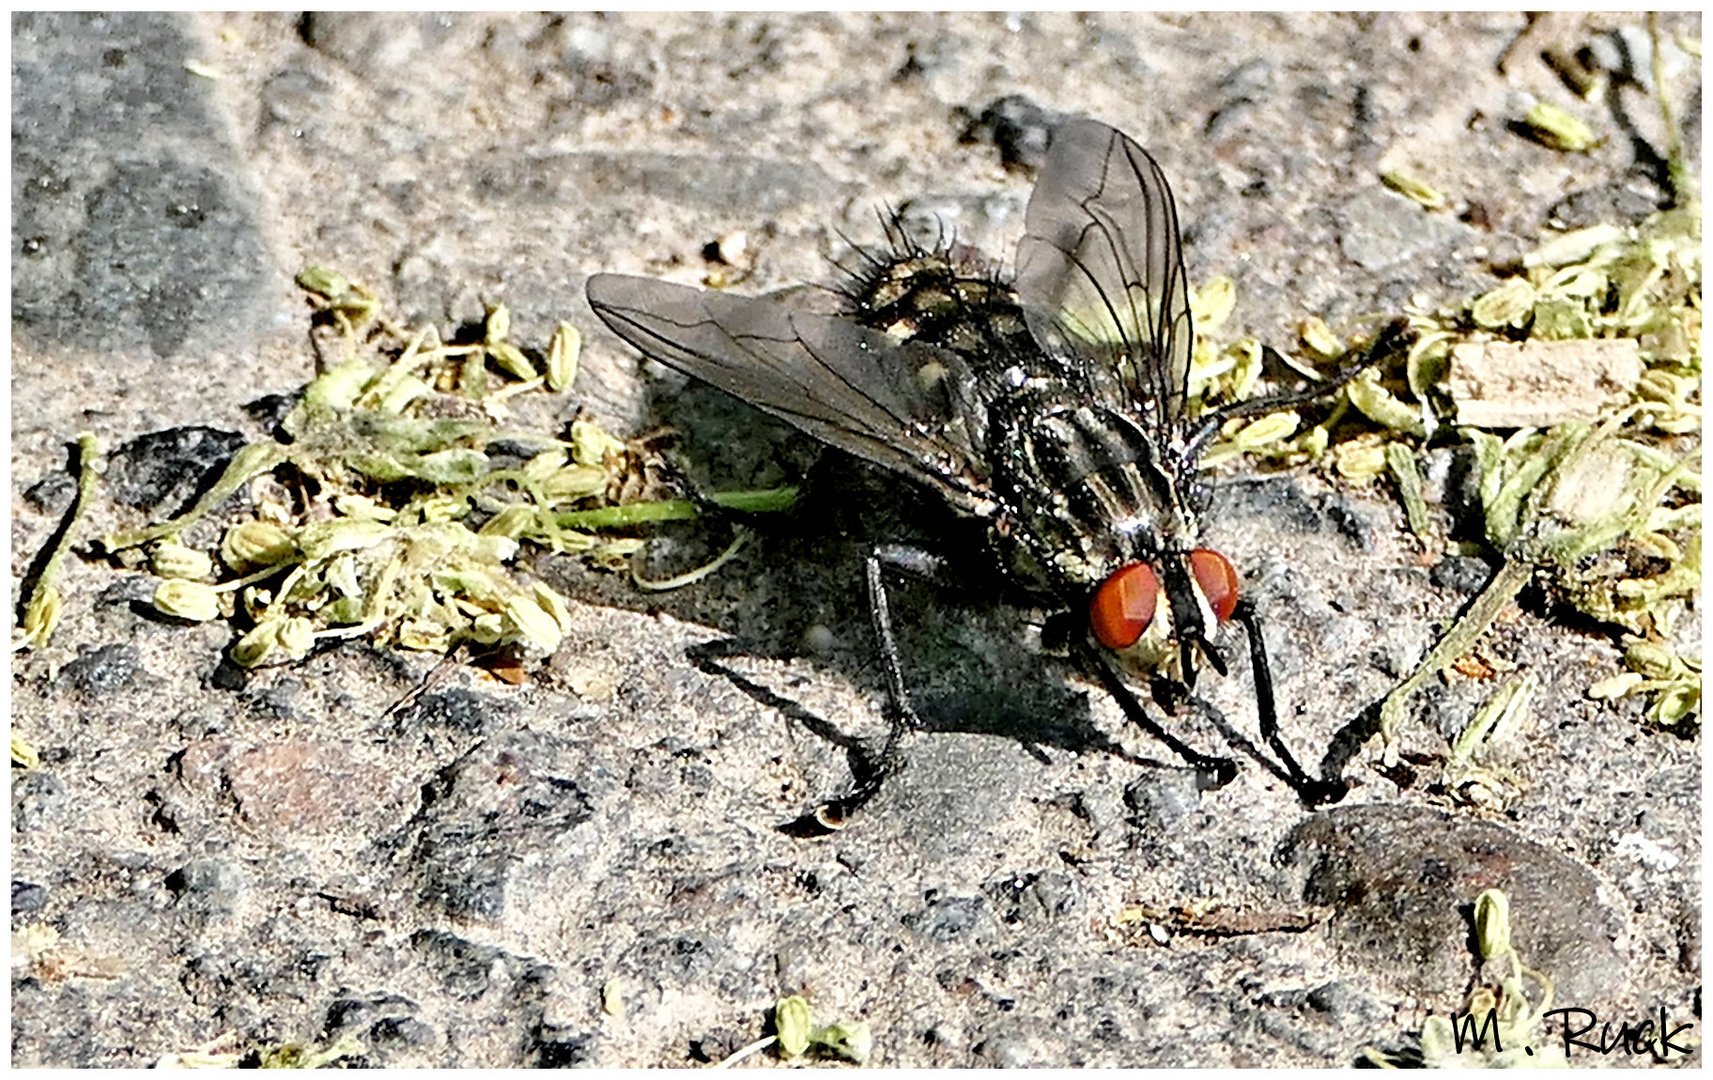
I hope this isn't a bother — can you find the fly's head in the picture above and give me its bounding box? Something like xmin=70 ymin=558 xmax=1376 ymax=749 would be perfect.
xmin=1088 ymin=544 xmax=1241 ymax=698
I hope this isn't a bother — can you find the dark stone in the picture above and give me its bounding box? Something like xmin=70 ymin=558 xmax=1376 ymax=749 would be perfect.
xmin=411 ymin=929 xmax=507 ymax=1002
xmin=1546 ymin=184 xmax=1661 ymax=231
xmin=1277 ymin=803 xmax=1626 ymax=1003
xmin=13 ymin=14 xmax=275 ymax=358
xmin=165 ymin=859 xmax=248 ymax=915
xmin=903 ymin=894 xmax=991 ymax=943
xmin=369 ymin=1016 xmax=436 ymax=1051
xmin=983 ymin=871 xmax=1081 ymax=924
xmin=395 ymin=687 xmax=513 ymax=736
xmin=21 ymin=473 xmax=76 ymax=516
xmin=1430 ymin=554 xmax=1494 ymax=595
xmin=12 ymin=880 xmax=49 ymax=915
xmin=106 ymin=426 xmax=246 ymax=511
xmin=324 ymin=992 xmax=419 ymax=1036
xmin=534 ymin=1027 xmax=594 ymax=1067
xmin=403 ymin=734 xmax=594 ymax=921
xmin=59 ymin=644 xmax=141 ymax=695
xmin=960 ymin=94 xmax=1062 ymax=171
xmin=241 ymin=392 xmax=300 ymax=434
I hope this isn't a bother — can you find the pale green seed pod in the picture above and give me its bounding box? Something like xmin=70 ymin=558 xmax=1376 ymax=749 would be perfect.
xmin=1474 ymin=888 xmax=1512 ymax=960
xmin=571 ymin=420 xmax=627 ymax=468
xmin=1381 ymin=169 xmax=1446 ymax=210
xmin=1471 ymin=278 xmax=1537 ymax=330
xmin=1523 ymin=102 xmax=1596 ymax=152
xmin=543 ymin=465 xmax=608 ymax=504
xmin=484 ymin=301 xmax=512 ymax=344
xmin=231 ymin=621 xmax=281 ymax=667
xmin=533 ymin=582 xmax=575 ymax=636
xmin=547 ymin=321 xmax=581 ymax=392
xmin=154 ymin=580 xmax=221 ymax=622
xmin=489 ymin=341 xmax=536 ymax=380
xmin=1232 ymin=411 xmax=1300 ymax=450
xmin=811 ymin=1020 xmax=874 ymax=1065
xmin=297 ymin=519 xmax=393 ymax=559
xmin=222 ymin=520 xmax=296 ymax=572
xmin=275 ymin=616 xmax=316 ymax=659
xmin=151 ymin=541 xmax=214 ymax=581
xmin=1298 ymin=316 xmax=1343 ymax=360
xmin=774 ymin=996 xmax=812 ymax=1058
xmin=505 ymin=591 xmax=564 ymax=655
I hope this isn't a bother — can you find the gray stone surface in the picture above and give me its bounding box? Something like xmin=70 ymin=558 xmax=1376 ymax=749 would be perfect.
xmin=10 ymin=11 xmax=1701 ymax=1068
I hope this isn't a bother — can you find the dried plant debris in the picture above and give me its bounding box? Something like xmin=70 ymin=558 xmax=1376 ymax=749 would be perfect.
xmin=713 ymin=995 xmax=874 ymax=1067
xmin=13 ymin=432 xmax=101 ymax=651
xmin=1187 ymin=144 xmax=1699 ymax=744
xmin=1448 ymin=339 xmax=1642 ymax=428
xmin=95 ymin=269 xmax=795 ymax=669
xmin=1363 ymin=890 xmax=1572 ymax=1067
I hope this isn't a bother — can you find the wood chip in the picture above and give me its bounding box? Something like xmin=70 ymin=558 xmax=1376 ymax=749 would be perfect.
xmin=1448 ymin=339 xmax=1642 ymax=428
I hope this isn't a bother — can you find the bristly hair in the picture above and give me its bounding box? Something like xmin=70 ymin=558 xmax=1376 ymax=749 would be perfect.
xmin=826 ymin=205 xmax=1033 ymax=373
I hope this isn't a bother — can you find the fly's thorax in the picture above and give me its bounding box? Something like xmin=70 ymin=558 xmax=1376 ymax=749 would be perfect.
xmin=843 ymin=247 xmax=1035 ymax=366
xmin=988 ymin=392 xmax=1197 ymax=592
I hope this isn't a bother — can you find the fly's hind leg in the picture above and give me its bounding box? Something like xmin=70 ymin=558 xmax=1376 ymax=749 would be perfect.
xmin=813 ymin=542 xmax=953 ymax=828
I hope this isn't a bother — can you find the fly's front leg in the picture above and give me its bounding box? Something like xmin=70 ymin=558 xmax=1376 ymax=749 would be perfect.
xmin=1075 ymin=640 xmax=1239 ymax=792
xmin=1231 ymin=598 xmax=1348 ymax=807
xmin=814 ymin=542 xmax=951 ymax=828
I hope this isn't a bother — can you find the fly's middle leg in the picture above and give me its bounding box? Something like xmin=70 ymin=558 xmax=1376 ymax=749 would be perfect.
xmin=814 ymin=543 xmax=953 ymax=827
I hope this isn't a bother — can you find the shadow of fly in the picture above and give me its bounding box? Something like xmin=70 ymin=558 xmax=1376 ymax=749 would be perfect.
xmin=589 ymin=118 xmax=1402 ymax=828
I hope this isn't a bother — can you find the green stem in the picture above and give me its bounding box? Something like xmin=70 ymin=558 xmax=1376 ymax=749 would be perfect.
xmin=1377 ymin=557 xmax=1534 ymax=759
xmin=553 ymin=486 xmax=798 ymax=530
xmin=17 ymin=432 xmax=103 ymax=647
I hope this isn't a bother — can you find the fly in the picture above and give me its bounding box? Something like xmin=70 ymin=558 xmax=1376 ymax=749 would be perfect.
xmin=587 ymin=118 xmax=1404 ymax=827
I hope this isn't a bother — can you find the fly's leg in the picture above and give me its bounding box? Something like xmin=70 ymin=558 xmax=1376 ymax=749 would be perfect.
xmin=813 ymin=543 xmax=951 ymax=828
xmin=1180 ymin=318 xmax=1414 ymax=468
xmin=1231 ymin=598 xmax=1348 ymax=807
xmin=1074 ymin=640 xmax=1239 ymax=791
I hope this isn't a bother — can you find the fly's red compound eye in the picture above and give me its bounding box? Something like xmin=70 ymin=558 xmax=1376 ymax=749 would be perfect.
xmin=1188 ymin=549 xmax=1240 ymax=623
xmin=1090 ymin=562 xmax=1160 ymax=650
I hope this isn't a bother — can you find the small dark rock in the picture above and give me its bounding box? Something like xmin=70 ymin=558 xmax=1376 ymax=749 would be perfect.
xmin=688 ymin=1027 xmax=744 ymax=1064
xmin=165 ymin=858 xmax=248 ymax=915
xmin=534 ymin=1027 xmax=594 ymax=1067
xmin=960 ymin=94 xmax=1062 ymax=171
xmin=21 ymin=473 xmax=75 ymax=516
xmin=1430 ymin=554 xmax=1494 ymax=595
xmin=370 ymin=1016 xmax=436 ymax=1051
xmin=12 ymin=880 xmax=49 ymax=915
xmin=983 ymin=871 xmax=1081 ymax=923
xmin=1547 ymin=184 xmax=1661 ymax=231
xmin=59 ymin=643 xmax=141 ymax=694
xmin=903 ymin=894 xmax=991 ymax=943
xmin=11 ymin=774 xmax=65 ymax=833
xmin=395 ymin=687 xmax=514 ymax=735
xmin=1278 ymin=803 xmax=1626 ymax=1003
xmin=107 ymin=426 xmax=246 ymax=510
xmin=241 ymin=392 xmax=299 ymax=433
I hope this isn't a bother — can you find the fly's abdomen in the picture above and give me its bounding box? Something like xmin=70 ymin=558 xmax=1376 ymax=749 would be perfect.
xmin=992 ymin=398 xmax=1187 ymax=590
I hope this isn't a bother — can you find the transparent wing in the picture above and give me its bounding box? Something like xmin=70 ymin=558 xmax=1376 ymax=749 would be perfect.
xmin=1014 ymin=119 xmax=1194 ymax=446
xmin=586 ymin=274 xmax=995 ymax=515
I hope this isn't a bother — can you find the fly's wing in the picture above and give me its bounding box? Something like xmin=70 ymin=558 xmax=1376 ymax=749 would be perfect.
xmin=1014 ymin=119 xmax=1194 ymax=450
xmin=586 ymin=274 xmax=995 ymax=516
